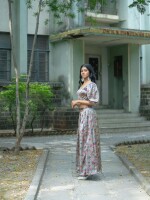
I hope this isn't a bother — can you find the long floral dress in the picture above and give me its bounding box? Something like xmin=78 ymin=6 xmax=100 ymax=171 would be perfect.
xmin=76 ymin=82 xmax=101 ymax=176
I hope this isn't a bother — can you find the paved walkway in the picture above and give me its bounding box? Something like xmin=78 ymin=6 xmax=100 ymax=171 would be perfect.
xmin=0 ymin=132 xmax=150 ymax=200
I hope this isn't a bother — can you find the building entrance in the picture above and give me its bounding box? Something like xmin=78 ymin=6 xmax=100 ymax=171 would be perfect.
xmin=85 ymin=54 xmax=102 ymax=104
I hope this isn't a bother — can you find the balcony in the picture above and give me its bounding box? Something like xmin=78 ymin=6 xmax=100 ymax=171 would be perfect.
xmin=85 ymin=0 xmax=120 ymax=25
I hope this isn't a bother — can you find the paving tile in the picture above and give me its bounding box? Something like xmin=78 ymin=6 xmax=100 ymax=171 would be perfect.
xmin=1 ymin=132 xmax=150 ymax=200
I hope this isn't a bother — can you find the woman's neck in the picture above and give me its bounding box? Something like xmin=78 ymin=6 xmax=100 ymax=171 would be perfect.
xmin=83 ymin=78 xmax=90 ymax=83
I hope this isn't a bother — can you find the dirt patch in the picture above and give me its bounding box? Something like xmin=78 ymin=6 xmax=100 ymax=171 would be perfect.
xmin=116 ymin=143 xmax=150 ymax=182
xmin=0 ymin=149 xmax=43 ymax=200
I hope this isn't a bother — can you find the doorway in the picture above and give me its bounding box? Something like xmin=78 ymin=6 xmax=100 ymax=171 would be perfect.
xmin=113 ymin=55 xmax=123 ymax=109
xmin=85 ymin=54 xmax=102 ymax=104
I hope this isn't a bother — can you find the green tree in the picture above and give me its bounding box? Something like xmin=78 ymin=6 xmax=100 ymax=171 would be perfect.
xmin=7 ymin=0 xmax=84 ymax=154
xmin=129 ymin=0 xmax=150 ymax=14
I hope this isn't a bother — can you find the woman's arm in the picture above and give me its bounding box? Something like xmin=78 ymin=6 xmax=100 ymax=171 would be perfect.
xmin=71 ymin=99 xmax=94 ymax=109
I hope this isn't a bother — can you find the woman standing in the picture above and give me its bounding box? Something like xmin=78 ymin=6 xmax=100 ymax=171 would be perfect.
xmin=71 ymin=64 xmax=102 ymax=180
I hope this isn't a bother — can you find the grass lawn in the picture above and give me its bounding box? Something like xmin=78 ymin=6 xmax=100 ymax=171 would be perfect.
xmin=0 ymin=149 xmax=43 ymax=200
xmin=116 ymin=143 xmax=150 ymax=182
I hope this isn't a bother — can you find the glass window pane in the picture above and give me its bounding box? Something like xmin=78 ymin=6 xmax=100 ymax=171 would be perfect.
xmin=27 ymin=35 xmax=49 ymax=82
xmin=0 ymin=50 xmax=11 ymax=81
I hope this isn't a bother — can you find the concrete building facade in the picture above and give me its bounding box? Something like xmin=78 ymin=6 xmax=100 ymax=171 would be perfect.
xmin=1 ymin=0 xmax=150 ymax=113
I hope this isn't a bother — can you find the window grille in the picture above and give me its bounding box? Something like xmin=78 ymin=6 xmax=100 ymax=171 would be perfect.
xmin=85 ymin=0 xmax=117 ymax=15
xmin=27 ymin=35 xmax=49 ymax=82
xmin=0 ymin=34 xmax=11 ymax=81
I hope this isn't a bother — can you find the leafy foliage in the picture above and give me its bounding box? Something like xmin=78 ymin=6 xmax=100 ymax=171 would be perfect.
xmin=26 ymin=0 xmax=111 ymax=24
xmin=27 ymin=0 xmax=81 ymax=24
xmin=129 ymin=0 xmax=150 ymax=14
xmin=0 ymin=77 xmax=54 ymax=132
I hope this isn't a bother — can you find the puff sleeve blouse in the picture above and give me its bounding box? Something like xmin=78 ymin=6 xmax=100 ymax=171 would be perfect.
xmin=77 ymin=82 xmax=99 ymax=104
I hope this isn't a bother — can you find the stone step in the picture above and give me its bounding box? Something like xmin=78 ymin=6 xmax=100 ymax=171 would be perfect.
xmin=96 ymin=109 xmax=124 ymax=114
xmin=100 ymin=126 xmax=150 ymax=133
xmin=99 ymin=117 xmax=146 ymax=124
xmin=98 ymin=112 xmax=139 ymax=119
xmin=97 ymin=109 xmax=150 ymax=133
xmin=100 ymin=121 xmax=150 ymax=128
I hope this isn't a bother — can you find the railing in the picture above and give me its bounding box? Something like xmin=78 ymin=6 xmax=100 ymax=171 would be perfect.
xmin=85 ymin=0 xmax=117 ymax=15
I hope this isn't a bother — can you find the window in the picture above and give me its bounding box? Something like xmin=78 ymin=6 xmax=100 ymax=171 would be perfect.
xmin=0 ymin=34 xmax=11 ymax=81
xmin=85 ymin=0 xmax=117 ymax=15
xmin=27 ymin=35 xmax=49 ymax=82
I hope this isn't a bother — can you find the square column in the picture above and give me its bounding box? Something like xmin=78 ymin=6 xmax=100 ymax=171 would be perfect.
xmin=128 ymin=44 xmax=140 ymax=112
xmin=13 ymin=0 xmax=27 ymax=75
xmin=52 ymin=39 xmax=84 ymax=104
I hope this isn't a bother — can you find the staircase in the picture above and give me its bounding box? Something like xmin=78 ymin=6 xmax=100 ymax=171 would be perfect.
xmin=97 ymin=109 xmax=150 ymax=134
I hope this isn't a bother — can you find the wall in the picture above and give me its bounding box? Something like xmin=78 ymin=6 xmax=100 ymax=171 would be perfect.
xmin=51 ymin=39 xmax=84 ymax=101
xmin=141 ymin=44 xmax=150 ymax=85
xmin=118 ymin=0 xmax=150 ymax=86
xmin=117 ymin=0 xmax=140 ymax=29
xmin=139 ymin=2 xmax=150 ymax=85
xmin=72 ymin=40 xmax=84 ymax=99
xmin=49 ymin=0 xmax=84 ymax=34
xmin=52 ymin=41 xmax=71 ymax=82
xmin=28 ymin=0 xmax=50 ymax=35
xmin=140 ymin=85 xmax=150 ymax=120
xmin=0 ymin=0 xmax=9 ymax=32
xmin=51 ymin=40 xmax=73 ymax=104
xmin=0 ymin=108 xmax=78 ymax=135
xmin=0 ymin=0 xmax=28 ymax=77
xmin=0 ymin=0 xmax=50 ymax=35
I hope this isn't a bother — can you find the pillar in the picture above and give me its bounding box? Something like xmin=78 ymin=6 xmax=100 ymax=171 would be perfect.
xmin=128 ymin=44 xmax=140 ymax=112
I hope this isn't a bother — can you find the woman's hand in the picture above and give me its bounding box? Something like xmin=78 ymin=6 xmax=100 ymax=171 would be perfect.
xmin=71 ymin=100 xmax=79 ymax=109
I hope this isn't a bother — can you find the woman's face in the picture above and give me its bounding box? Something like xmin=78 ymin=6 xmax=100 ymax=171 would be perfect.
xmin=81 ymin=66 xmax=90 ymax=80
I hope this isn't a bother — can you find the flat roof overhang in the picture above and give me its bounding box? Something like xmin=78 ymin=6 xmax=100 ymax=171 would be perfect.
xmin=49 ymin=27 xmax=150 ymax=46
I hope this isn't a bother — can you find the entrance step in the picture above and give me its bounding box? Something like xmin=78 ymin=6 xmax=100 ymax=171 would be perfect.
xmin=98 ymin=109 xmax=150 ymax=133
xmin=99 ymin=117 xmax=146 ymax=124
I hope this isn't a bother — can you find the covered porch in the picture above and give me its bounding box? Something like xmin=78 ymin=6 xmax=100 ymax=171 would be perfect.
xmin=50 ymin=26 xmax=150 ymax=113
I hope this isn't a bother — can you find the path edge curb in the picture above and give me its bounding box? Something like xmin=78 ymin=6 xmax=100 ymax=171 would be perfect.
xmin=110 ymin=145 xmax=150 ymax=196
xmin=24 ymin=148 xmax=49 ymax=200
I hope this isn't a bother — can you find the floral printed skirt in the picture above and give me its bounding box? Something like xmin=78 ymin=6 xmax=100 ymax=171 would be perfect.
xmin=76 ymin=107 xmax=101 ymax=176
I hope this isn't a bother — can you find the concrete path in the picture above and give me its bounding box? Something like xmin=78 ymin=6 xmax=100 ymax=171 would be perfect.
xmin=0 ymin=132 xmax=150 ymax=200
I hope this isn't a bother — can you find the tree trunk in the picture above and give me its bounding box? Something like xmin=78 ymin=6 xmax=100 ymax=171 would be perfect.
xmin=17 ymin=0 xmax=43 ymax=150
xmin=14 ymin=135 xmax=22 ymax=154
xmin=30 ymin=115 xmax=36 ymax=134
xmin=8 ymin=0 xmax=20 ymax=138
xmin=40 ymin=109 xmax=46 ymax=133
xmin=9 ymin=106 xmax=16 ymax=134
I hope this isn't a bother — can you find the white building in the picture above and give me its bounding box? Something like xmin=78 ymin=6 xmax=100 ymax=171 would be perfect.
xmin=1 ymin=0 xmax=150 ymax=113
